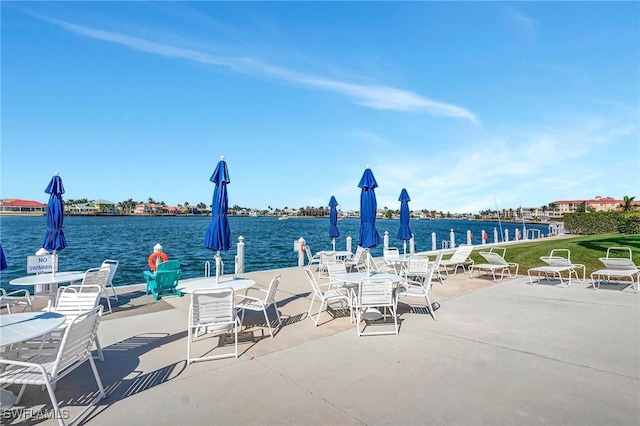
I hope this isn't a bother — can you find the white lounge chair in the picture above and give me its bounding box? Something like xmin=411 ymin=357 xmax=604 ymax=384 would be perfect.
xmin=439 ymin=244 xmax=474 ymax=276
xmin=527 ymin=249 xmax=585 ymax=287
xmin=591 ymin=247 xmax=639 ymax=293
xmin=470 ymin=247 xmax=519 ymax=281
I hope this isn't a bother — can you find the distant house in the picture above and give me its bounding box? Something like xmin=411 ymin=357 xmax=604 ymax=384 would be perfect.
xmin=0 ymin=199 xmax=47 ymax=215
xmin=134 ymin=203 xmax=164 ymax=215
xmin=551 ymin=196 xmax=623 ymax=216
xmin=92 ymin=199 xmax=118 ymax=214
xmin=66 ymin=203 xmax=99 ymax=215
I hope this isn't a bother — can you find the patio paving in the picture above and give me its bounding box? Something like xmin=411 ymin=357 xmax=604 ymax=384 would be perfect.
xmin=2 ymin=265 xmax=638 ymax=425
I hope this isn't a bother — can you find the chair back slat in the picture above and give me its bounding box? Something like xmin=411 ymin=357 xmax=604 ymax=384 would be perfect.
xmin=450 ymin=245 xmax=473 ymax=262
xmin=191 ymin=288 xmax=235 ymax=333
xmin=327 ymin=261 xmax=347 ymax=279
xmin=358 ymin=277 xmax=393 ymax=307
xmin=54 ymin=285 xmax=102 ymax=326
xmin=304 ymin=268 xmax=323 ymax=299
xmin=407 ymin=256 xmax=429 ymax=275
xmin=81 ymin=267 xmax=110 ymax=289
xmin=264 ymin=275 xmax=281 ymax=304
xmin=100 ymin=259 xmax=119 ymax=286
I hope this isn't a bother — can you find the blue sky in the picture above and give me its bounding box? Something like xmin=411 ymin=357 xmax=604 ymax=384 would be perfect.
xmin=2 ymin=2 xmax=638 ymax=213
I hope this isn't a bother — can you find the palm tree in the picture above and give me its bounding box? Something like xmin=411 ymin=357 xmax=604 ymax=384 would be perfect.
xmin=621 ymin=195 xmax=635 ymax=212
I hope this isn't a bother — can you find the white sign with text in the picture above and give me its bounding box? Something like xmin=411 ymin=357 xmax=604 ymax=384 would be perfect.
xmin=27 ymin=255 xmax=57 ymax=274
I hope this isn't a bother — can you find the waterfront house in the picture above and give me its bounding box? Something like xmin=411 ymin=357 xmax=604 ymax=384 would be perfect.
xmin=0 ymin=199 xmax=46 ymax=215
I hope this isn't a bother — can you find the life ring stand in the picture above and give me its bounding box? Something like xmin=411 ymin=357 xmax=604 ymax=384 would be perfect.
xmin=148 ymin=252 xmax=169 ymax=271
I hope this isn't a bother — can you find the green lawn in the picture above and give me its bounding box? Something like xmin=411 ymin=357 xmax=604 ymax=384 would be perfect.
xmin=466 ymin=233 xmax=640 ymax=275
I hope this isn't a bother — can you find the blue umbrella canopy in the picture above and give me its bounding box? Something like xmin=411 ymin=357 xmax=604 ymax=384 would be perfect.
xmin=328 ymin=195 xmax=340 ymax=239
xmin=397 ymin=188 xmax=412 ymax=241
xmin=358 ymin=166 xmax=381 ymax=249
xmin=42 ymin=173 xmax=67 ymax=252
xmin=0 ymin=243 xmax=7 ymax=271
xmin=204 ymin=157 xmax=231 ymax=253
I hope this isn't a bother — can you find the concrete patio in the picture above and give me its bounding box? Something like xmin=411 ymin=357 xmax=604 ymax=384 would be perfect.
xmin=2 ymin=264 xmax=639 ymax=425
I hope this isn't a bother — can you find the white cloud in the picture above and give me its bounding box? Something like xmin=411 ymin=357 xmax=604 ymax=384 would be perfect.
xmin=47 ymin=17 xmax=478 ymax=123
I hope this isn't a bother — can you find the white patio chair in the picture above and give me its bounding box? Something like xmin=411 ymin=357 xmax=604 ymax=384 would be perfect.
xmin=344 ymin=246 xmax=366 ymax=272
xmin=318 ymin=251 xmax=337 ymax=278
xmin=354 ymin=276 xmax=398 ymax=337
xmin=397 ymin=266 xmax=437 ymax=321
xmin=470 ymin=248 xmax=519 ymax=281
xmin=404 ymin=255 xmax=431 ymax=283
xmin=0 ymin=306 xmax=106 ymax=426
xmin=100 ymin=259 xmax=119 ymax=308
xmin=305 ymin=245 xmax=321 ymax=271
xmin=366 ymin=252 xmax=397 ymax=274
xmin=326 ymin=260 xmax=348 ymax=290
xmin=81 ymin=267 xmax=112 ymax=313
xmin=429 ymin=250 xmax=446 ymax=283
xmin=527 ymin=249 xmax=585 ymax=287
xmin=0 ymin=288 xmax=34 ymax=313
xmin=383 ymin=247 xmax=403 ymax=273
xmin=43 ymin=284 xmax=105 ymax=361
xmin=304 ymin=268 xmax=351 ymax=326
xmin=235 ymin=274 xmax=282 ymax=338
xmin=591 ymin=247 xmax=639 ymax=293
xmin=439 ymin=244 xmax=474 ymax=276
xmin=187 ymin=287 xmax=240 ymax=364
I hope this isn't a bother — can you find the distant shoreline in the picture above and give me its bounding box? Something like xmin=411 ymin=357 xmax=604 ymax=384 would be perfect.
xmin=0 ymin=211 xmax=554 ymax=226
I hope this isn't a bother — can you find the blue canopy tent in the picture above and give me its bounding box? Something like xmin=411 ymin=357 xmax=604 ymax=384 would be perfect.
xmin=43 ymin=172 xmax=67 ymax=277
xmin=358 ymin=166 xmax=381 ymax=274
xmin=204 ymin=156 xmax=231 ymax=285
xmin=397 ymin=188 xmax=413 ymax=255
xmin=328 ymin=196 xmax=340 ymax=251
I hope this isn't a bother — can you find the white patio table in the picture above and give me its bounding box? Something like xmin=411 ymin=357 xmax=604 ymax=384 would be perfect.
xmin=334 ymin=272 xmax=405 ymax=286
xmin=319 ymin=250 xmax=353 ymax=261
xmin=0 ymin=311 xmax=66 ymax=410
xmin=177 ymin=276 xmax=256 ymax=294
xmin=9 ymin=271 xmax=86 ymax=309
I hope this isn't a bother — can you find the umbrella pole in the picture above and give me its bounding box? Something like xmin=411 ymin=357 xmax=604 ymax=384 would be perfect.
xmin=332 ymin=238 xmax=336 ymax=251
xmin=215 ymin=251 xmax=221 ymax=286
xmin=403 ymin=241 xmax=407 ymax=256
xmin=366 ymin=248 xmax=371 ymax=276
xmin=52 ymin=250 xmax=56 ymax=277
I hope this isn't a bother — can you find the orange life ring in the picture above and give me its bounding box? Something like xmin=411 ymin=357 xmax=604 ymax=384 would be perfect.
xmin=148 ymin=252 xmax=169 ymax=271
xmin=300 ymin=242 xmax=306 ymax=254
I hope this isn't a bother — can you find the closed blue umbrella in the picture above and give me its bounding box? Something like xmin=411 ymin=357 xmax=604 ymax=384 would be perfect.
xmin=43 ymin=172 xmax=67 ymax=276
xmin=358 ymin=166 xmax=380 ymax=273
xmin=397 ymin=188 xmax=412 ymax=255
xmin=204 ymin=156 xmax=231 ymax=285
xmin=328 ymin=196 xmax=340 ymax=251
xmin=0 ymin=243 xmax=7 ymax=271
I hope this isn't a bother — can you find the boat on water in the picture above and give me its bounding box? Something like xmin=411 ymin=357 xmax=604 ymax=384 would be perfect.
xmin=278 ymin=214 xmax=289 ymax=220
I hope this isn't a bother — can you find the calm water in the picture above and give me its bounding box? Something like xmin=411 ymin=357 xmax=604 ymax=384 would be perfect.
xmin=0 ymin=215 xmax=549 ymax=289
